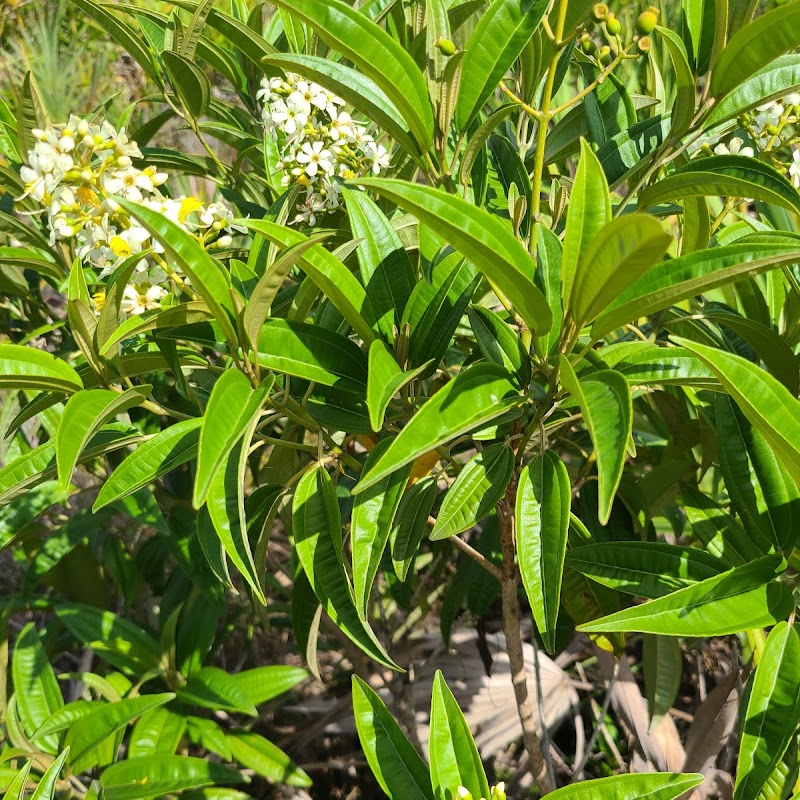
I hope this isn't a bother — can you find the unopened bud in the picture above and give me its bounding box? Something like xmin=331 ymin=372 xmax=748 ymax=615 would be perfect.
xmin=215 ymin=234 xmax=233 ymax=248
xmin=636 ymin=10 xmax=658 ymax=33
xmin=434 ymin=37 xmax=457 ymax=56
xmin=581 ymin=36 xmax=598 ymax=54
xmin=606 ymin=13 xmax=622 ymax=34
xmin=598 ymin=45 xmax=612 ymax=65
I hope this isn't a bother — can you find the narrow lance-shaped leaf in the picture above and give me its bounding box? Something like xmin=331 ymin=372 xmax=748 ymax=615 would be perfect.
xmin=561 ymin=139 xmax=611 ymax=303
xmin=643 ymin=635 xmax=682 ymax=732
xmin=545 ymin=773 xmax=703 ymax=800
xmin=735 ymin=622 xmax=800 ymax=800
xmin=240 ymin=219 xmax=376 ymax=344
xmin=367 ymin=340 xmax=430 ymax=432
xmin=455 ymin=0 xmax=549 ymax=130
xmin=194 ymin=371 xmax=272 ymax=508
xmin=578 ymin=555 xmax=793 ymax=636
xmin=227 ymin=731 xmax=311 ymax=788
xmin=30 ymin=749 xmax=69 ymax=800
xmin=355 ymin=363 xmax=522 ymax=494
xmin=94 ymin=418 xmax=201 ymax=511
xmin=593 ymin=236 xmax=800 ymax=337
xmin=351 ymin=179 xmax=552 ymax=336
xmin=568 ymin=213 xmax=671 ymax=328
xmin=676 ymin=336 xmax=800 ymax=488
xmin=516 ymin=450 xmax=571 ymax=653
xmin=242 ymin=232 xmax=333 ymax=353
xmin=352 ymin=676 xmax=434 ymax=800
xmin=293 ymin=466 xmax=398 ymax=669
xmin=352 ymin=439 xmax=414 ymax=619
xmin=390 ymin=478 xmax=437 ymax=581
xmin=429 ymin=670 xmax=490 ymax=800
xmin=342 ymin=187 xmax=416 ymax=340
xmin=431 ymin=443 xmax=514 ymax=541
xmin=711 ymin=1 xmax=800 ymax=98
xmin=56 ymin=387 xmax=150 ymax=492
xmin=559 ymin=358 xmax=632 ymax=525
xmin=0 ymin=344 xmax=83 ymax=394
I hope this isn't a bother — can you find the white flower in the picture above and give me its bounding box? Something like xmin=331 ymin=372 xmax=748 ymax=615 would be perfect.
xmin=120 ymin=282 xmax=167 ymax=316
xmin=789 ymin=149 xmax=800 ymax=189
xmin=364 ymin=141 xmax=390 ymax=174
xmin=102 ymin=166 xmax=155 ymax=202
xmin=296 ymin=141 xmax=334 ymax=177
xmin=713 ymin=137 xmax=754 ymax=158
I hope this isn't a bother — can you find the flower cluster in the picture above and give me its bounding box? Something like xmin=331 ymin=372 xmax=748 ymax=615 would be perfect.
xmin=18 ymin=115 xmax=244 ymax=316
xmin=457 ymin=783 xmax=506 ymax=800
xmin=257 ymin=73 xmax=390 ymax=226
xmin=694 ymin=95 xmax=800 ymax=189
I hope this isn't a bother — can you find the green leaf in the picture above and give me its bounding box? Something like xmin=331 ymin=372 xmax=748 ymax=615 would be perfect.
xmin=716 ymin=394 xmax=800 ymax=552
xmin=0 ymin=344 xmax=82 ymax=394
xmin=367 ymin=340 xmax=429 ymax=432
xmin=293 ymin=467 xmax=398 ymax=669
xmin=565 ymin=542 xmax=726 ymax=598
xmin=467 ymin=306 xmax=531 ymax=387
xmin=568 ymin=213 xmax=671 ymax=327
xmin=682 ymin=483 xmax=768 ymax=566
xmin=56 ymin=387 xmax=150 ymax=492
xmin=676 ymin=337 xmax=800 ymax=489
xmin=736 ymin=622 xmax=800 ymax=800
xmin=559 ymin=359 xmax=631 ymax=525
xmin=179 ymin=667 xmax=256 ymax=716
xmin=0 ymin=425 xmax=140 ymax=508
xmin=65 ymin=694 xmax=175 ymax=773
xmin=578 ymin=555 xmax=793 ymax=636
xmin=612 ymin=344 xmax=718 ymax=387
xmin=455 ymin=0 xmax=548 ymax=130
xmin=596 ymin=114 xmax=671 ymax=187
xmin=705 ymin=54 xmax=800 ymax=128
xmin=72 ymin=0 xmax=159 ymax=83
xmin=352 ymin=179 xmax=552 ymax=336
xmin=342 ymin=187 xmax=416 ymax=340
xmin=390 ymin=477 xmax=437 ymax=581
xmin=206 ymin=435 xmax=266 ymax=605
xmin=643 ymin=635 xmax=682 ymax=732
xmin=255 ymin=319 xmax=368 ymax=394
xmin=242 ymin=233 xmax=332 ymax=352
xmin=117 ymin=198 xmax=238 ymax=349
xmin=429 ymin=670 xmax=490 ymax=800
xmin=100 ymin=756 xmax=246 ymax=800
xmin=241 ymin=219 xmax=375 ymax=344
xmin=403 ymin=253 xmax=479 ymax=373
xmin=562 ymin=140 xmax=611 ymax=303
xmin=128 ymin=707 xmax=187 ymax=758
xmin=352 ymin=676 xmax=433 ymax=800
xmin=270 ymin=0 xmax=433 ymax=151
xmin=194 ymin=370 xmax=271 ymax=508
xmin=354 ymin=363 xmax=521 ymax=494
xmin=545 ymin=773 xmax=703 ymax=800
xmin=593 ymin=236 xmax=800 ymax=337
xmin=162 ymin=50 xmax=210 ymax=118
xmin=233 ymin=665 xmax=307 ymax=706
xmin=94 ymin=419 xmax=201 ymax=511
xmin=13 ymin=624 xmax=63 ymax=754
xmin=658 ymin=27 xmax=696 ymax=136
xmin=431 ymin=444 xmax=514 ymax=541
xmin=516 ymin=450 xmax=571 ymax=653
xmin=711 ymin=1 xmax=800 ymax=99
xmin=227 ymin=731 xmax=311 ymax=787
xmin=30 ymin=749 xmax=69 ymax=800
xmin=640 ymin=155 xmax=800 ymax=214
xmin=55 ymin=603 xmax=161 ymax=674
xmin=352 ymin=439 xmax=414 ymax=618
xmin=263 ymin=54 xmax=420 ymax=161
xmin=1 ymin=761 xmax=31 ymax=800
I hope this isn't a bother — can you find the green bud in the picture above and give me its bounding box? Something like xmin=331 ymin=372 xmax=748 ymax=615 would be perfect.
xmin=766 ymin=123 xmax=780 ymax=135
xmin=635 ymin=10 xmax=658 ymax=34
xmin=606 ymin=14 xmax=622 ymax=35
xmin=581 ymin=37 xmax=598 ymax=53
xmin=434 ymin=37 xmax=457 ymax=56
xmin=598 ymin=45 xmax=612 ymax=65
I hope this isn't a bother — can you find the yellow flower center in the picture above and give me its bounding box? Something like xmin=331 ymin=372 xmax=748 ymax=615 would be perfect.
xmin=110 ymin=236 xmax=131 ymax=257
xmin=178 ymin=196 xmax=204 ymax=222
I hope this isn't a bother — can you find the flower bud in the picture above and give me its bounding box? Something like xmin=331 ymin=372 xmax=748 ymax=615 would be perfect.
xmin=434 ymin=37 xmax=457 ymax=56
xmin=635 ymin=10 xmax=658 ymax=33
xmin=605 ymin=13 xmax=622 ymax=34
xmin=580 ymin=35 xmax=597 ymax=54
xmin=766 ymin=123 xmax=780 ymax=135
xmin=77 ymin=119 xmax=90 ymax=137
xmin=592 ymin=3 xmax=609 ymax=21
xmin=117 ymin=155 xmax=132 ymax=168
xmin=700 ymin=142 xmax=713 ymax=156
xmin=215 ymin=234 xmax=233 ymax=248
xmin=598 ymin=45 xmax=612 ymax=65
